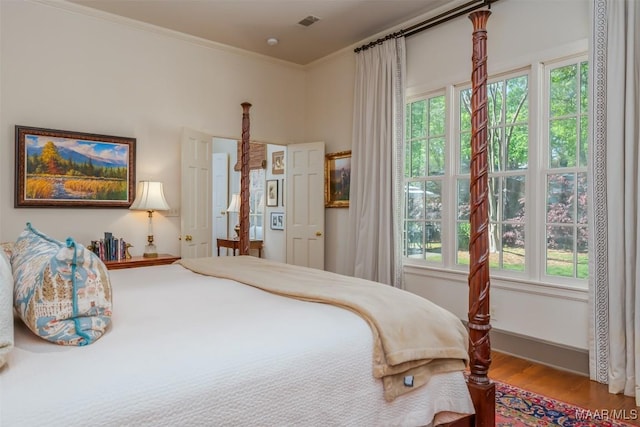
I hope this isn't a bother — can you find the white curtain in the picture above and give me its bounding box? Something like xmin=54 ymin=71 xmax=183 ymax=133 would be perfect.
xmin=590 ymin=0 xmax=640 ymax=404
xmin=348 ymin=37 xmax=406 ymax=287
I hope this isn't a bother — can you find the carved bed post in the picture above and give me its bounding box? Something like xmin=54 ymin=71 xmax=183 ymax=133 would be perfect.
xmin=239 ymin=102 xmax=252 ymax=255
xmin=467 ymin=10 xmax=495 ymax=427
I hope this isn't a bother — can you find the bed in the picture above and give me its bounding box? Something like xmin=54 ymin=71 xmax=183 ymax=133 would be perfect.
xmin=3 ymin=261 xmax=475 ymax=426
xmin=1 ymin=8 xmax=494 ymax=427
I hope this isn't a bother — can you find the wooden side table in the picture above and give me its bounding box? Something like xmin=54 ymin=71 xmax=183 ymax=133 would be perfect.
xmin=103 ymin=253 xmax=181 ymax=270
xmin=216 ymin=239 xmax=263 ymax=257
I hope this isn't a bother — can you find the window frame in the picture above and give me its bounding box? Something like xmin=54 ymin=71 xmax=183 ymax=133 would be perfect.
xmin=539 ymin=54 xmax=590 ymax=287
xmin=453 ymin=67 xmax=532 ymax=277
xmin=403 ymin=53 xmax=589 ymax=290
xmin=404 ymin=89 xmax=448 ymax=265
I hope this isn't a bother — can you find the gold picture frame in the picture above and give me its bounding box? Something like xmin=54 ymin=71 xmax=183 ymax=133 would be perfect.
xmin=325 ymin=150 xmax=351 ymax=208
xmin=272 ymin=151 xmax=285 ymax=175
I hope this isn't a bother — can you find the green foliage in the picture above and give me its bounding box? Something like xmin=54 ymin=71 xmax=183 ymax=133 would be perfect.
xmin=406 ymin=96 xmax=446 ymax=178
xmin=404 ymin=61 xmax=589 ymax=278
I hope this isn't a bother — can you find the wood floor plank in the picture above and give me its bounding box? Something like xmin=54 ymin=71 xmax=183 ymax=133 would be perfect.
xmin=490 ymin=351 xmax=640 ymax=425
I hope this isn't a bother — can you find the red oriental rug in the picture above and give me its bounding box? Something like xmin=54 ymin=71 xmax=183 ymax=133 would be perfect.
xmin=496 ymin=381 xmax=637 ymax=426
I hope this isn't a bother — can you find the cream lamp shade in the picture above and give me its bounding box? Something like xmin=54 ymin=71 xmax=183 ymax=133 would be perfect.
xmin=130 ymin=181 xmax=170 ymax=258
xmin=226 ymin=193 xmax=241 ymax=238
xmin=226 ymin=193 xmax=241 ymax=213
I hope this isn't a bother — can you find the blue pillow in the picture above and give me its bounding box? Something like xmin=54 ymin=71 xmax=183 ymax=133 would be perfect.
xmin=12 ymin=223 xmax=112 ymax=346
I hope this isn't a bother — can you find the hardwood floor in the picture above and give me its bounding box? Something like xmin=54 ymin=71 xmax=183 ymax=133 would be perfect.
xmin=490 ymin=351 xmax=640 ymax=425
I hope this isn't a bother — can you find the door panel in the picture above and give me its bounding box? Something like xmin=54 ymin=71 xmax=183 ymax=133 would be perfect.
xmin=181 ymin=128 xmax=212 ymax=259
xmin=286 ymin=142 xmax=325 ymax=269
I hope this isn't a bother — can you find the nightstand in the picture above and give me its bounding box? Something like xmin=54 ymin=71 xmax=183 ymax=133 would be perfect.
xmin=103 ymin=253 xmax=181 ymax=270
xmin=216 ymin=239 xmax=263 ymax=257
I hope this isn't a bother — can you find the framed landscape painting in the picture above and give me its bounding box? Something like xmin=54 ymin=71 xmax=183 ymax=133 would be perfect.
xmin=325 ymin=150 xmax=351 ymax=208
xmin=15 ymin=125 xmax=136 ymax=208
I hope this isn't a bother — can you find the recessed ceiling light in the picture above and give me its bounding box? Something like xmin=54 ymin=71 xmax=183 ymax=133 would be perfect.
xmin=266 ymin=37 xmax=279 ymax=46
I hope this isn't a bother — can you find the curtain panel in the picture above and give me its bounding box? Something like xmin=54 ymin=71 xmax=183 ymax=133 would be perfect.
xmin=349 ymin=37 xmax=406 ymax=287
xmin=590 ymin=0 xmax=640 ymax=404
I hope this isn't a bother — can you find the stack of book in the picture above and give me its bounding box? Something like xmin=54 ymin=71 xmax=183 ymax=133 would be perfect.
xmin=90 ymin=232 xmax=130 ymax=262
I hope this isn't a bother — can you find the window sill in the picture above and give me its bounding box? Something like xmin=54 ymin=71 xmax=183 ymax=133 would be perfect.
xmin=403 ymin=262 xmax=588 ymax=302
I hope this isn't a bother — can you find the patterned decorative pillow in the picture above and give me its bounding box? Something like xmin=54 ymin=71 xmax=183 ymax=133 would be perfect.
xmin=12 ymin=223 xmax=112 ymax=346
xmin=0 ymin=250 xmax=13 ymax=367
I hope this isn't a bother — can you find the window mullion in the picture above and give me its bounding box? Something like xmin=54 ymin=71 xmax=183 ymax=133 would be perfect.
xmin=529 ymin=63 xmax=544 ymax=282
xmin=443 ymin=84 xmax=457 ymax=269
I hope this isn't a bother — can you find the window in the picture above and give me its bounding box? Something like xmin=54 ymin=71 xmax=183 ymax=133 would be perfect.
xmin=404 ymin=94 xmax=445 ymax=263
xmin=544 ymin=60 xmax=589 ymax=279
xmin=403 ymin=55 xmax=589 ymax=286
xmin=458 ymin=73 xmax=529 ymax=272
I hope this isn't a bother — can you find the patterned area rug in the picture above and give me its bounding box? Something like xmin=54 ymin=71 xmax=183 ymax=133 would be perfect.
xmin=496 ymin=381 xmax=637 ymax=426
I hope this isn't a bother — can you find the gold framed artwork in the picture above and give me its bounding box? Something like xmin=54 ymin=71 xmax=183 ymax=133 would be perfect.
xmin=325 ymin=150 xmax=351 ymax=208
xmin=272 ymin=151 xmax=285 ymax=175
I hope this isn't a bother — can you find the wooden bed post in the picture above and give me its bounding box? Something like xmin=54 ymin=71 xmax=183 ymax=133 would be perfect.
xmin=467 ymin=9 xmax=495 ymax=427
xmin=239 ymin=102 xmax=252 ymax=256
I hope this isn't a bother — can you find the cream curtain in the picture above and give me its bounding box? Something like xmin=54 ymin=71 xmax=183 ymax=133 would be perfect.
xmin=590 ymin=0 xmax=640 ymax=404
xmin=348 ymin=37 xmax=406 ymax=287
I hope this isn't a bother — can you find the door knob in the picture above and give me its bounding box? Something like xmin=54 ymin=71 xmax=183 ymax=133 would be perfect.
xmin=185 ymin=235 xmax=193 ymax=241
xmin=315 ymin=231 xmax=323 ymax=236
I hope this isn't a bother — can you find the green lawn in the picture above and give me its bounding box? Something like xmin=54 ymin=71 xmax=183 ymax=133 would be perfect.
xmin=408 ymin=244 xmax=588 ymax=279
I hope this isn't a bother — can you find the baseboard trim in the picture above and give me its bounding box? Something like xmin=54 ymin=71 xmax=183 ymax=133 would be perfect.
xmin=489 ymin=328 xmax=589 ymax=376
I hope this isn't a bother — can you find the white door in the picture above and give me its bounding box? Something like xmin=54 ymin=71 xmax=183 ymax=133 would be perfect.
xmin=212 ymin=152 xmax=229 ymax=255
xmin=181 ymin=128 xmax=212 ymax=259
xmin=286 ymin=142 xmax=325 ymax=269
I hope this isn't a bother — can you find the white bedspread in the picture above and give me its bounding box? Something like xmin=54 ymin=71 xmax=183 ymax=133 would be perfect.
xmin=1 ymin=264 xmax=474 ymax=426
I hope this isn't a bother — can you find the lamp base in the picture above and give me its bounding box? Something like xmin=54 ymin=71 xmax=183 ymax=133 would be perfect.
xmin=143 ymin=243 xmax=158 ymax=258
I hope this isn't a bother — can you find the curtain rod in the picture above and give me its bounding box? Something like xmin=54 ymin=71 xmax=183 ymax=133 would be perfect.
xmin=354 ymin=0 xmax=497 ymax=53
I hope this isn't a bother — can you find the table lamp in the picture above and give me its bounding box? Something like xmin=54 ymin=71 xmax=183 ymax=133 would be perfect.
xmin=227 ymin=193 xmax=241 ymax=239
xmin=130 ymin=181 xmax=170 ymax=258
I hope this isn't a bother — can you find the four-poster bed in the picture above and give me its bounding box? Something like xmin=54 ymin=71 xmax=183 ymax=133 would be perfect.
xmin=233 ymin=9 xmax=495 ymax=427
xmin=1 ymin=8 xmax=494 ymax=427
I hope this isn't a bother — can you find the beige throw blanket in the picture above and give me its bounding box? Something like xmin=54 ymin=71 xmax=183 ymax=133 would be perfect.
xmin=178 ymin=256 xmax=469 ymax=401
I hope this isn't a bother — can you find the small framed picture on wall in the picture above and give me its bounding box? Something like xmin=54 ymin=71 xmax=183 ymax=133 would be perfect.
xmin=266 ymin=179 xmax=278 ymax=207
xmin=272 ymin=151 xmax=285 ymax=175
xmin=270 ymin=212 xmax=284 ymax=230
xmin=325 ymin=150 xmax=351 ymax=208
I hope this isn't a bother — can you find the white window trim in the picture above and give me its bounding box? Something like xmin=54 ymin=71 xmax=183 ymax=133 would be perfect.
xmin=403 ymin=49 xmax=590 ymax=290
xmin=538 ymin=54 xmax=589 ymax=287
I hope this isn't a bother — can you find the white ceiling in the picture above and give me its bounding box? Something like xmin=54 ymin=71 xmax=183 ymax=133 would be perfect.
xmin=65 ymin=0 xmax=455 ymax=65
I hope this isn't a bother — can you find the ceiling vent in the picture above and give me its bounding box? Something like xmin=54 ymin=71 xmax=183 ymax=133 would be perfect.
xmin=298 ymin=15 xmax=320 ymax=27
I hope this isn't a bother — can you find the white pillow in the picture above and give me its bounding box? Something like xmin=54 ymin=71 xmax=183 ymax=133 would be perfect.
xmin=0 ymin=250 xmax=14 ymax=367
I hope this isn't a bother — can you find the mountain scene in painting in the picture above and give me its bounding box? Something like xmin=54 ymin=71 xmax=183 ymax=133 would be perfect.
xmin=24 ymin=134 xmax=129 ymax=201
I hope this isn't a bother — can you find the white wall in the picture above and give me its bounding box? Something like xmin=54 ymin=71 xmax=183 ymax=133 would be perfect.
xmin=0 ymin=1 xmax=306 ymax=255
xmin=305 ymin=0 xmax=591 ymax=351
xmin=305 ymin=51 xmax=355 ymax=275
